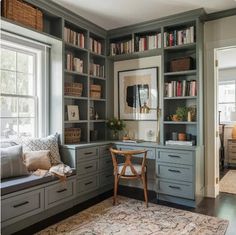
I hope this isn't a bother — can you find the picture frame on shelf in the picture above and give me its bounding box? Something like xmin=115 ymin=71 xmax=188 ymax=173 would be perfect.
xmin=118 ymin=67 xmax=158 ymax=120
xmin=67 ymin=105 xmax=80 ymax=121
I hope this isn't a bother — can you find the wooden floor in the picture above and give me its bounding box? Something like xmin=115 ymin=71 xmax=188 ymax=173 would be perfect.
xmin=14 ymin=186 xmax=236 ymax=235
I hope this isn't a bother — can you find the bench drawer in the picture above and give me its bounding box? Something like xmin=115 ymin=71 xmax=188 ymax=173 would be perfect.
xmin=77 ymin=159 xmax=99 ymax=176
xmin=100 ymin=156 xmax=113 ymax=170
xmin=100 ymin=145 xmax=111 ymax=156
xmin=158 ymin=180 xmax=194 ymax=199
xmin=76 ymin=147 xmax=98 ymax=161
xmin=116 ymin=145 xmax=156 ymax=159
xmin=157 ymin=164 xmax=193 ymax=182
xmin=77 ymin=175 xmax=99 ymax=195
xmin=2 ymin=188 xmax=44 ymax=222
xmin=100 ymin=170 xmax=114 ymax=187
xmin=157 ymin=150 xmax=193 ymax=165
xmin=45 ymin=179 xmax=75 ymax=208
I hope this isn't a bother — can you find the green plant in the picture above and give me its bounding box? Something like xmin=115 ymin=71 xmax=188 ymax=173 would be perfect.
xmin=106 ymin=118 xmax=125 ymax=131
xmin=176 ymin=107 xmax=188 ymax=121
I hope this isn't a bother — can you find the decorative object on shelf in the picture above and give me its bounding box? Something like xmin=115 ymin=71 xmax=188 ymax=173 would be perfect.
xmin=230 ymin=111 xmax=236 ymax=139
xmin=67 ymin=105 xmax=79 ymax=121
xmin=170 ymin=56 xmax=193 ymax=72
xmin=90 ymin=130 xmax=98 ymax=141
xmin=95 ymin=112 xmax=99 ymax=120
xmin=2 ymin=0 xmax=43 ymax=31
xmin=65 ymin=128 xmax=81 ymax=144
xmin=89 ymin=107 xmax=94 ymax=119
xmin=90 ymin=84 xmax=101 ymax=99
xmin=118 ymin=67 xmax=158 ymax=120
xmin=66 ymin=53 xmax=83 ymax=73
xmin=172 ymin=132 xmax=178 ymax=141
xmin=178 ymin=133 xmax=186 ymax=141
xmin=90 ymin=62 xmax=105 ymax=77
xmin=106 ymin=118 xmax=125 ymax=140
xmin=175 ymin=106 xmax=188 ymax=121
xmin=64 ymin=82 xmax=83 ymax=97
xmin=188 ymin=105 xmax=197 ymax=121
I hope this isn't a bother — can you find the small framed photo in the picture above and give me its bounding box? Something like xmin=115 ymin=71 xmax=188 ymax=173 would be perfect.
xmin=67 ymin=105 xmax=79 ymax=121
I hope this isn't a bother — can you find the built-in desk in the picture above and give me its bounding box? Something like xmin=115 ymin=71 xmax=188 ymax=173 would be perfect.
xmin=60 ymin=141 xmax=204 ymax=207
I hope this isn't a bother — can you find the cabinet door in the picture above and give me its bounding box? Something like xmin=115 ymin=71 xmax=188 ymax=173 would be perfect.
xmin=2 ymin=188 xmax=44 ymax=224
xmin=100 ymin=170 xmax=114 ymax=187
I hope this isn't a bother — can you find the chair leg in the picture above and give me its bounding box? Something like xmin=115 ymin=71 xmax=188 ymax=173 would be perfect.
xmin=113 ymin=175 xmax=118 ymax=205
xmin=142 ymin=173 xmax=148 ymax=207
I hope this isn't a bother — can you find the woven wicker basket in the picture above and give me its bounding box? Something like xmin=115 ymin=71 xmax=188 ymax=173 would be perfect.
xmin=170 ymin=57 xmax=193 ymax=72
xmin=2 ymin=0 xmax=43 ymax=31
xmin=64 ymin=83 xmax=83 ymax=97
xmin=65 ymin=128 xmax=81 ymax=144
xmin=90 ymin=84 xmax=101 ymax=99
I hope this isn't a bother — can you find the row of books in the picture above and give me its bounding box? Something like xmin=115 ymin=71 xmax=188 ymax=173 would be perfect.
xmin=90 ymin=63 xmax=105 ymax=78
xmin=89 ymin=38 xmax=102 ymax=55
xmin=164 ymin=80 xmax=197 ymax=97
xmin=164 ymin=26 xmax=195 ymax=47
xmin=110 ymin=39 xmax=133 ymax=56
xmin=64 ymin=27 xmax=85 ymax=48
xmin=134 ymin=33 xmax=161 ymax=52
xmin=66 ymin=53 xmax=83 ymax=73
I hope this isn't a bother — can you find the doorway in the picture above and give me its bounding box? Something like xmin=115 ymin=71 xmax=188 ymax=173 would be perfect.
xmin=216 ymin=46 xmax=236 ymax=195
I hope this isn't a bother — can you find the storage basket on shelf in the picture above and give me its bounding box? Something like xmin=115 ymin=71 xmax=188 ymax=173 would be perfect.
xmin=170 ymin=56 xmax=193 ymax=72
xmin=64 ymin=82 xmax=83 ymax=97
xmin=65 ymin=128 xmax=81 ymax=144
xmin=90 ymin=84 xmax=101 ymax=99
xmin=2 ymin=0 xmax=43 ymax=31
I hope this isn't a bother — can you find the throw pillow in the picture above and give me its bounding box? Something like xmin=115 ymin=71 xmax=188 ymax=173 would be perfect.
xmin=23 ymin=150 xmax=52 ymax=171
xmin=0 ymin=145 xmax=29 ymax=179
xmin=17 ymin=134 xmax=61 ymax=165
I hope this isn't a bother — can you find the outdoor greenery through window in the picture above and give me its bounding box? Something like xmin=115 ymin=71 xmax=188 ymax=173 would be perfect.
xmin=218 ymin=80 xmax=236 ymax=123
xmin=0 ymin=44 xmax=37 ymax=140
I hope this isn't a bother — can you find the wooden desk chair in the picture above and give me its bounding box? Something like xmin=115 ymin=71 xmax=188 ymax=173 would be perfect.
xmin=109 ymin=148 xmax=148 ymax=207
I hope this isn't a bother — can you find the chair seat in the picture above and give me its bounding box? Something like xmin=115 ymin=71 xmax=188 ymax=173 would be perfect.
xmin=117 ymin=163 xmax=146 ymax=176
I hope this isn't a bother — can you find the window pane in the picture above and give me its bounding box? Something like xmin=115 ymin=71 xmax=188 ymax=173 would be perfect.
xmin=0 ymin=48 xmax=16 ymax=71
xmin=17 ymin=72 xmax=34 ymax=95
xmin=219 ymin=103 xmax=235 ymax=122
xmin=18 ymin=98 xmax=35 ymax=117
xmin=19 ymin=118 xmax=35 ymax=137
xmin=0 ymin=118 xmax=18 ymax=140
xmin=17 ymin=52 xmax=33 ymax=74
xmin=0 ymin=70 xmax=16 ymax=94
xmin=0 ymin=96 xmax=17 ymax=117
xmin=219 ymin=82 xmax=235 ymax=103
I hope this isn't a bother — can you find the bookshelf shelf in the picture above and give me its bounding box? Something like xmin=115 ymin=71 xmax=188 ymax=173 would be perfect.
xmin=64 ymin=70 xmax=88 ymax=76
xmin=64 ymin=96 xmax=88 ymax=100
xmin=164 ymin=70 xmax=197 ymax=76
xmin=163 ymin=121 xmax=197 ymax=125
xmin=90 ymin=75 xmax=106 ymax=80
xmin=64 ymin=42 xmax=88 ymax=52
xmin=64 ymin=120 xmax=88 ymax=124
xmin=164 ymin=96 xmax=197 ymax=100
xmin=90 ymin=98 xmax=106 ymax=102
xmin=164 ymin=42 xmax=196 ymax=51
xmin=90 ymin=119 xmax=106 ymax=123
xmin=90 ymin=51 xmax=106 ymax=59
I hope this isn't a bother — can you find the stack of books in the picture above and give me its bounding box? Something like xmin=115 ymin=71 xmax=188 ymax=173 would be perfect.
xmin=110 ymin=39 xmax=133 ymax=56
xmin=66 ymin=53 xmax=83 ymax=73
xmin=164 ymin=26 xmax=194 ymax=47
xmin=165 ymin=140 xmax=194 ymax=146
xmin=89 ymin=38 xmax=102 ymax=55
xmin=134 ymin=33 xmax=161 ymax=52
xmin=90 ymin=63 xmax=105 ymax=77
xmin=164 ymin=80 xmax=197 ymax=97
xmin=64 ymin=27 xmax=85 ymax=48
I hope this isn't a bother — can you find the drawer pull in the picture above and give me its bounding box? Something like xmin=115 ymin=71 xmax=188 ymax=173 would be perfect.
xmin=168 ymin=155 xmax=181 ymax=158
xmin=13 ymin=201 xmax=29 ymax=208
xmin=84 ymin=152 xmax=93 ymax=155
xmin=169 ymin=185 xmax=181 ymax=190
xmin=57 ymin=188 xmax=67 ymax=193
xmin=85 ymin=165 xmax=93 ymax=169
xmin=168 ymin=169 xmax=181 ymax=173
xmin=85 ymin=181 xmax=93 ymax=186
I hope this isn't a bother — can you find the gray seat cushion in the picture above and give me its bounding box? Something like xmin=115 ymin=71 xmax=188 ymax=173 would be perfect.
xmin=1 ymin=169 xmax=76 ymax=196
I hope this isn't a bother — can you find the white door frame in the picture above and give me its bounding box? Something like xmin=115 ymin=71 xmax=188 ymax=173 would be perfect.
xmin=205 ymin=38 xmax=236 ymax=198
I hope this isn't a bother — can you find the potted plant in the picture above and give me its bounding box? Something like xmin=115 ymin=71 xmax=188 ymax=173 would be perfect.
xmin=175 ymin=106 xmax=188 ymax=121
xmin=106 ymin=118 xmax=125 ymax=140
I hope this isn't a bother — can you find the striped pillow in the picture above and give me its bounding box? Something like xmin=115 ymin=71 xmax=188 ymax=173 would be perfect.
xmin=0 ymin=145 xmax=29 ymax=179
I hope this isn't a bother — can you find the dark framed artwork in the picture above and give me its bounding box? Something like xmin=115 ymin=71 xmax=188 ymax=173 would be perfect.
xmin=118 ymin=67 xmax=158 ymax=120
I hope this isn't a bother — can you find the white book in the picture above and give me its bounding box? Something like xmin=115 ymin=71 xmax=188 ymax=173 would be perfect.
xmin=158 ymin=33 xmax=161 ymax=48
xmin=190 ymin=26 xmax=194 ymax=43
xmin=165 ymin=140 xmax=193 ymax=146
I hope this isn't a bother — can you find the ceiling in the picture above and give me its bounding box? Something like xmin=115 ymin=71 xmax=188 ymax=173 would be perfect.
xmin=51 ymin=0 xmax=236 ymax=30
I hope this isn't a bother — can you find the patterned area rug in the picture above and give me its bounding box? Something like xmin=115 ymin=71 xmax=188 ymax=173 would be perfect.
xmin=36 ymin=196 xmax=228 ymax=235
xmin=220 ymin=170 xmax=236 ymax=194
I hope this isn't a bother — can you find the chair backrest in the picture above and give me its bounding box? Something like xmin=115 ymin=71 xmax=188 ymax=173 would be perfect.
xmin=109 ymin=148 xmax=148 ymax=177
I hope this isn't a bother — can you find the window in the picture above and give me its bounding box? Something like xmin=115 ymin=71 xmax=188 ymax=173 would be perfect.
xmin=0 ymin=37 xmax=48 ymax=140
xmin=218 ymin=80 xmax=236 ymax=123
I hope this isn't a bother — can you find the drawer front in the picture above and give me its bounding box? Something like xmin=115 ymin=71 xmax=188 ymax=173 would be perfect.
xmin=100 ymin=170 xmax=114 ymax=187
xmin=77 ymin=175 xmax=99 ymax=195
xmin=100 ymin=156 xmax=113 ymax=170
xmin=228 ymin=156 xmax=236 ymax=163
xmin=46 ymin=179 xmax=75 ymax=208
xmin=100 ymin=145 xmax=111 ymax=156
xmin=228 ymin=140 xmax=236 ymax=146
xmin=77 ymin=159 xmax=99 ymax=176
xmin=158 ymin=180 xmax=194 ymax=199
xmin=158 ymin=150 xmax=193 ymax=165
xmin=157 ymin=164 xmax=193 ymax=182
xmin=2 ymin=189 xmax=44 ymax=222
xmin=228 ymin=145 xmax=236 ymax=151
xmin=116 ymin=145 xmax=156 ymax=159
xmin=76 ymin=147 xmax=98 ymax=162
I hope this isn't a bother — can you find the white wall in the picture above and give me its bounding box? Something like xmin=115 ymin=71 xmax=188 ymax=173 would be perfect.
xmin=204 ymin=15 xmax=236 ymax=197
xmin=114 ymin=56 xmax=162 ymax=141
